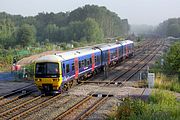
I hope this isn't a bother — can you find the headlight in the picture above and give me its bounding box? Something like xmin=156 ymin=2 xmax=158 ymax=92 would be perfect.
xmin=35 ymin=79 xmax=41 ymax=82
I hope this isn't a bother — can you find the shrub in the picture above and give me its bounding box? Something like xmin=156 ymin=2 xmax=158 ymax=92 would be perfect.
xmin=154 ymin=74 xmax=180 ymax=93
xmin=108 ymin=90 xmax=180 ymax=120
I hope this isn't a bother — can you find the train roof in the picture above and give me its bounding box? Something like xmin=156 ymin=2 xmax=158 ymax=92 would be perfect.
xmin=55 ymin=47 xmax=101 ymax=61
xmin=126 ymin=40 xmax=134 ymax=43
xmin=35 ymin=55 xmax=61 ymax=63
xmin=36 ymin=48 xmax=101 ymax=63
xmin=94 ymin=43 xmax=122 ymax=51
xmin=35 ymin=40 xmax=133 ymax=63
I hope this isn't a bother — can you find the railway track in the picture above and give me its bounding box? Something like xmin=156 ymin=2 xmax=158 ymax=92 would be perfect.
xmin=0 ymin=95 xmax=42 ymax=119
xmin=114 ymin=40 xmax=164 ymax=85
xmin=0 ymin=94 xmax=56 ymax=120
xmin=0 ymin=89 xmax=35 ymax=111
xmin=54 ymin=94 xmax=109 ymax=120
xmin=113 ymin=44 xmax=162 ymax=84
xmin=0 ymin=84 xmax=38 ymax=114
xmin=109 ymin=39 xmax=156 ymax=71
xmin=0 ymin=84 xmax=34 ymax=101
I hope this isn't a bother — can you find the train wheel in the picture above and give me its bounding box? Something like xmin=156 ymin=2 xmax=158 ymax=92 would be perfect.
xmin=76 ymin=79 xmax=81 ymax=84
xmin=63 ymin=83 xmax=69 ymax=91
xmin=69 ymin=81 xmax=73 ymax=88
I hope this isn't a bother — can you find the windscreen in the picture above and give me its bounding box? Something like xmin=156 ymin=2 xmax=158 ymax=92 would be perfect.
xmin=35 ymin=62 xmax=59 ymax=78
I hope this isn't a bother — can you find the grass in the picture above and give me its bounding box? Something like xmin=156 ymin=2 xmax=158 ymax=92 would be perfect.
xmin=108 ymin=90 xmax=180 ymax=120
xmin=154 ymin=73 xmax=180 ymax=93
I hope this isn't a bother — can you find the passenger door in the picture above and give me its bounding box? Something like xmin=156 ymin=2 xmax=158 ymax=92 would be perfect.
xmin=74 ymin=57 xmax=79 ymax=79
xmin=91 ymin=53 xmax=95 ymax=72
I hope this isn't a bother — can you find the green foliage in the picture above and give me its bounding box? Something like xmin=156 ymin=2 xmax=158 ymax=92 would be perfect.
xmin=0 ymin=18 xmax=16 ymax=48
xmin=24 ymin=63 xmax=35 ymax=78
xmin=43 ymin=24 xmax=59 ymax=42
xmin=16 ymin=24 xmax=36 ymax=47
xmin=114 ymin=98 xmax=147 ymax=120
xmin=163 ymin=42 xmax=180 ymax=74
xmin=154 ymin=74 xmax=180 ymax=93
xmin=83 ymin=18 xmax=104 ymax=42
xmin=149 ymin=90 xmax=177 ymax=105
xmin=149 ymin=42 xmax=180 ymax=78
xmin=56 ymin=18 xmax=104 ymax=43
xmin=68 ymin=5 xmax=129 ymax=37
xmin=108 ymin=90 xmax=180 ymax=120
xmin=0 ymin=49 xmax=14 ymax=71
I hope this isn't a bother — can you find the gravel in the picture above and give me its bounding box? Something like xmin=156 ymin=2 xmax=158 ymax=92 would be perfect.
xmin=25 ymin=94 xmax=85 ymax=120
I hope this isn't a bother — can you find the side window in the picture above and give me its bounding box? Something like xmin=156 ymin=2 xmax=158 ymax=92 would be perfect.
xmin=90 ymin=58 xmax=92 ymax=64
xmin=104 ymin=52 xmax=107 ymax=61
xmin=79 ymin=61 xmax=81 ymax=68
xmin=114 ymin=51 xmax=116 ymax=57
xmin=72 ymin=63 xmax=75 ymax=71
xmin=97 ymin=56 xmax=100 ymax=63
xmin=66 ymin=64 xmax=70 ymax=73
xmin=119 ymin=48 xmax=121 ymax=56
xmin=81 ymin=60 xmax=84 ymax=67
xmin=84 ymin=59 xmax=87 ymax=67
xmin=111 ymin=51 xmax=113 ymax=58
xmin=87 ymin=59 xmax=90 ymax=66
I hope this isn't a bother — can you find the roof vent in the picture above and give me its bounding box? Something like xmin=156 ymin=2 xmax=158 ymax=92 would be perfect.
xmin=76 ymin=51 xmax=80 ymax=54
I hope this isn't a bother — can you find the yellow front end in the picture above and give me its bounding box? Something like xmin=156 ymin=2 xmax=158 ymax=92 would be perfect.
xmin=34 ymin=61 xmax=63 ymax=92
xmin=34 ymin=77 xmax=62 ymax=91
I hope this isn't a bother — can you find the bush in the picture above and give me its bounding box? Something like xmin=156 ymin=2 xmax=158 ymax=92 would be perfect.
xmin=108 ymin=90 xmax=180 ymax=120
xmin=148 ymin=90 xmax=177 ymax=105
xmin=154 ymin=74 xmax=180 ymax=93
xmin=24 ymin=63 xmax=35 ymax=79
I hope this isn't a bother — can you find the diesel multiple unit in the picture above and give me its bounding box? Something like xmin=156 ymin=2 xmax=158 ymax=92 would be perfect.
xmin=34 ymin=40 xmax=134 ymax=93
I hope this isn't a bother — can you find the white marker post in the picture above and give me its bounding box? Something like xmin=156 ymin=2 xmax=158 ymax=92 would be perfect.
xmin=148 ymin=73 xmax=155 ymax=88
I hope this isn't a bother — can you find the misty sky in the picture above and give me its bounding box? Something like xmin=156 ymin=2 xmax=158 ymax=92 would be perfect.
xmin=1 ymin=0 xmax=180 ymax=26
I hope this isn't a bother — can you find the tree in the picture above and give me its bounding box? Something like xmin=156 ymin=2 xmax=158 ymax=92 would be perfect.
xmin=156 ymin=18 xmax=180 ymax=37
xmin=68 ymin=5 xmax=129 ymax=37
xmin=163 ymin=42 xmax=180 ymax=74
xmin=167 ymin=23 xmax=180 ymax=37
xmin=82 ymin=18 xmax=104 ymax=42
xmin=0 ymin=18 xmax=16 ymax=48
xmin=44 ymin=24 xmax=59 ymax=42
xmin=16 ymin=24 xmax=36 ymax=47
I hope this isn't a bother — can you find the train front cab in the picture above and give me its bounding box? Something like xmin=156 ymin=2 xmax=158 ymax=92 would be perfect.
xmin=34 ymin=61 xmax=63 ymax=93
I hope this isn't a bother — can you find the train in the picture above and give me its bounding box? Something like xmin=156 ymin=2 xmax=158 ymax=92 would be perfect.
xmin=34 ymin=40 xmax=134 ymax=94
